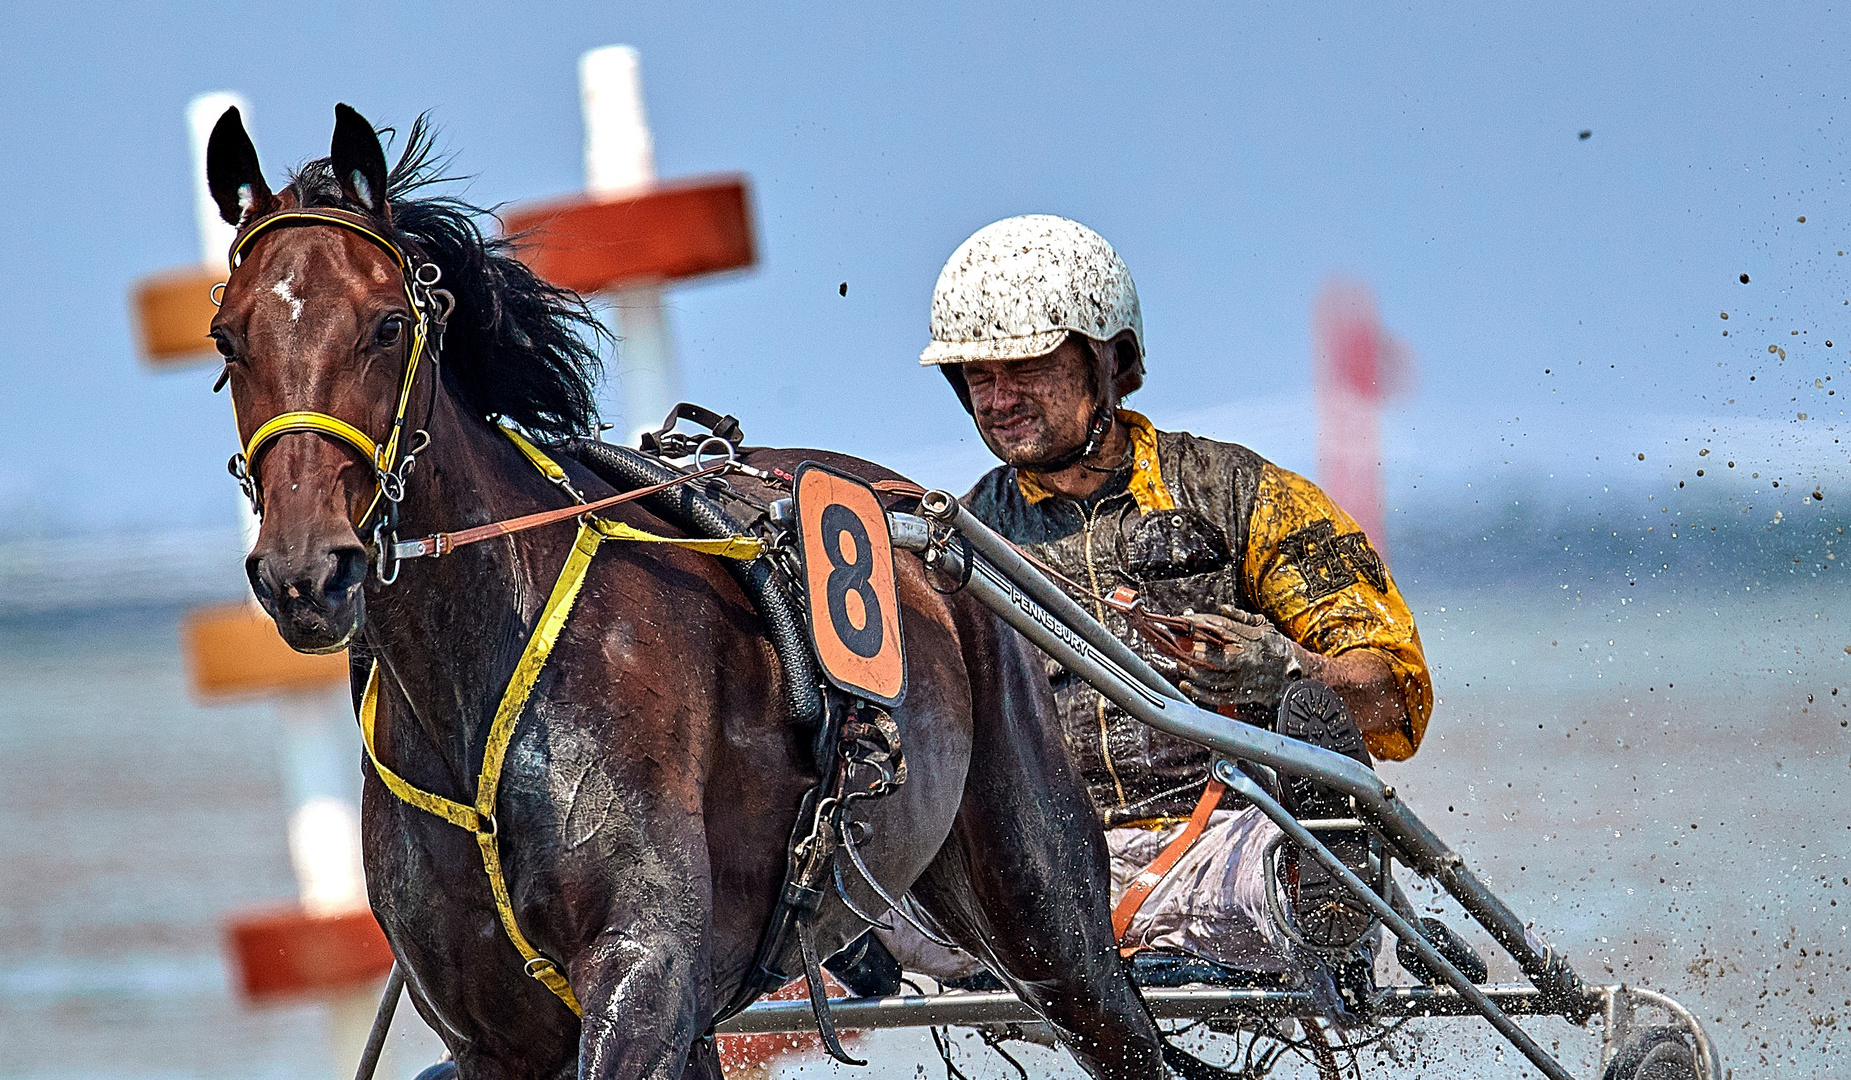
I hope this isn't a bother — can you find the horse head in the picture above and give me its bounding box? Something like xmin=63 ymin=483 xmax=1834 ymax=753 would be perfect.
xmin=207 ymin=104 xmax=419 ymax=652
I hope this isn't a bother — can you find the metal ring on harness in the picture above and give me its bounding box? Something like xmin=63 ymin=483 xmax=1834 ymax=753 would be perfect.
xmin=693 ymin=435 xmax=738 ymax=472
xmin=373 ymin=518 xmax=402 ymax=585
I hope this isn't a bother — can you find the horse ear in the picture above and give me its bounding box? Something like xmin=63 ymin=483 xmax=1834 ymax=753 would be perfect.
xmin=205 ymin=106 xmax=274 ymax=226
xmin=330 ymin=103 xmax=391 ymax=221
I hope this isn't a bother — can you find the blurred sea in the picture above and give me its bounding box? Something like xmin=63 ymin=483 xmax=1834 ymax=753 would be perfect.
xmin=1 ymin=519 xmax=1846 ymax=1076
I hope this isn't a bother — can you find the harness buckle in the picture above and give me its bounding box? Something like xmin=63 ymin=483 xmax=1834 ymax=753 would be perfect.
xmin=641 ymin=403 xmax=744 ymax=459
xmin=373 ymin=517 xmax=402 ymax=586
xmin=227 ymin=454 xmax=260 ymax=515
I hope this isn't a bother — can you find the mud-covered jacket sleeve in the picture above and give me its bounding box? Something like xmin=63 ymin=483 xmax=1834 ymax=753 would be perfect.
xmin=1240 ymin=464 xmax=1433 ymax=760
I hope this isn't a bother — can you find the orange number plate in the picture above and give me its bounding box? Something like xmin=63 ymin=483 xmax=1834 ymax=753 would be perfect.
xmin=793 ymin=463 xmax=906 ymax=707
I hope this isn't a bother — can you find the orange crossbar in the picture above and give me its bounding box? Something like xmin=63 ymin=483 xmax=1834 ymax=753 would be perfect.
xmin=181 ymin=602 xmax=349 ymax=701
xmin=502 ymin=175 xmax=755 ymax=295
xmin=226 ymin=905 xmax=394 ymax=1001
xmin=133 ymin=266 xmax=223 ymax=367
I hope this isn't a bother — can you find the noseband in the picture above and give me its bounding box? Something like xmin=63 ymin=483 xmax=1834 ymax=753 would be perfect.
xmin=223 ymin=207 xmax=453 ymax=582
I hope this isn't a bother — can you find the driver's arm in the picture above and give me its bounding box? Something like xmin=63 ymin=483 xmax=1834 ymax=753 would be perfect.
xmin=1242 ymin=464 xmax=1433 ymax=761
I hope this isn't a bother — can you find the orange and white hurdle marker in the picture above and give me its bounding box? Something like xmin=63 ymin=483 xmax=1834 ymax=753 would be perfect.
xmin=503 ymin=46 xmax=755 ymax=441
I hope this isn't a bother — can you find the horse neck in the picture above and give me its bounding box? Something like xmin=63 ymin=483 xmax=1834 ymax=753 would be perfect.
xmin=358 ymin=389 xmax=557 ymax=776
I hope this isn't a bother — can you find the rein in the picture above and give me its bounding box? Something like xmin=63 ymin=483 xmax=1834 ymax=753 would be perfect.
xmin=387 ymin=457 xmax=737 ymax=562
xmin=996 ymin=534 xmax=1208 ymax=668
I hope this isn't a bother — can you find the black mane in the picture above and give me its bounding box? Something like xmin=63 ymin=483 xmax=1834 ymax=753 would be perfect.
xmin=287 ymin=116 xmax=603 ymax=440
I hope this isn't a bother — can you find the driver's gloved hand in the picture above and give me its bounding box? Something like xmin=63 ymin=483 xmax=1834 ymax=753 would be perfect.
xmin=1174 ymin=606 xmax=1303 ymax=710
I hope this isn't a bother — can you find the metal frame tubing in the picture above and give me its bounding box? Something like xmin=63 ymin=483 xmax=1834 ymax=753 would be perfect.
xmin=904 ymin=498 xmax=1604 ymax=1043
xmin=717 ymin=984 xmax=1592 ymax=1034
xmin=916 ymin=490 xmax=1181 ymax=702
xmin=1217 ymin=764 xmax=1572 ymax=1080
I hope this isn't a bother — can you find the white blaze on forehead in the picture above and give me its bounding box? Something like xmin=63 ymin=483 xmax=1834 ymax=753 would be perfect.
xmin=270 ymin=274 xmax=304 ymax=322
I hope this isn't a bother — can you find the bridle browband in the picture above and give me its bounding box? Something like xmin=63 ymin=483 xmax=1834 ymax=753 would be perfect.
xmin=222 ymin=207 xmax=454 ymax=583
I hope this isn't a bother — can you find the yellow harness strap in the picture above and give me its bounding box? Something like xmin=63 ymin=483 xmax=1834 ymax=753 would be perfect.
xmin=591 ymin=518 xmax=764 ymax=560
xmin=501 ymin=426 xmax=574 ymax=487
xmin=356 ymin=433 xmax=761 ymax=1016
xmin=245 ymin=411 xmax=383 ymax=470
xmin=358 ymin=518 xmax=599 ymax=1014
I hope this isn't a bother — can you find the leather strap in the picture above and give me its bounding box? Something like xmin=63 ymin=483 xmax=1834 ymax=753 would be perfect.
xmin=1111 ymin=778 xmax=1227 ymax=950
xmin=390 ymin=457 xmax=756 ymax=562
xmin=869 ymin=479 xmax=927 ymax=499
xmin=798 ymin=919 xmax=865 ymax=1065
xmin=232 ymin=207 xmax=408 ymax=270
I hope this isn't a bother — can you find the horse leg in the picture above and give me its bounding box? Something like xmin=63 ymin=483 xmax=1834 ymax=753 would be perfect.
xmin=678 ymin=1036 xmax=725 ymax=1080
xmin=562 ymin=797 xmax=717 ymax=1080
xmin=911 ymin=614 xmax=1167 ymax=1080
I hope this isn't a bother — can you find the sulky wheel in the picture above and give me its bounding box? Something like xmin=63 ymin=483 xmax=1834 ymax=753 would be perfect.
xmin=1599 ymin=1025 xmax=1700 ymax=1080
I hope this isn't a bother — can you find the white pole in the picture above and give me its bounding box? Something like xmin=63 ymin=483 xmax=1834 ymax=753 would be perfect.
xmin=187 ymin=92 xmax=266 ymax=563
xmin=581 ymin=46 xmax=654 ymax=195
xmin=186 ymin=92 xmax=245 ymax=272
xmin=579 ymin=46 xmax=678 ymax=443
xmin=184 ymin=92 xmax=390 ymax=1078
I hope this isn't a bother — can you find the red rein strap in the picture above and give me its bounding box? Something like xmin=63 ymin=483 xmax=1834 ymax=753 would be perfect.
xmin=392 ymin=462 xmax=732 ymax=561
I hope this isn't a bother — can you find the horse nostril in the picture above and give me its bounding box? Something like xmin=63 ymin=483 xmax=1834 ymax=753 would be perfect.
xmin=245 ymin=553 xmax=276 ymax=607
xmin=323 ymin=546 xmax=370 ymax=596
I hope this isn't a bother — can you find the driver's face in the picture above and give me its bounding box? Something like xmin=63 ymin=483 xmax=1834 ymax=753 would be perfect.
xmin=963 ymin=336 xmax=1098 ymax=469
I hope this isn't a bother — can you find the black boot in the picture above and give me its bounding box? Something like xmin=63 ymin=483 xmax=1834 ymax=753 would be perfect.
xmin=822 ymin=931 xmax=903 ymax=998
xmin=1275 ymin=679 xmax=1377 ymax=952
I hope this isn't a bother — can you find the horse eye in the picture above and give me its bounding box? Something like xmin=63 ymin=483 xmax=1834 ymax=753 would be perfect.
xmin=211 ymin=332 xmax=237 ymax=359
xmin=374 ymin=316 xmax=405 ymax=347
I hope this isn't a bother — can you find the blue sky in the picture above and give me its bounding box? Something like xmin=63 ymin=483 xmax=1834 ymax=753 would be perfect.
xmin=0 ymin=1 xmax=1844 ymax=535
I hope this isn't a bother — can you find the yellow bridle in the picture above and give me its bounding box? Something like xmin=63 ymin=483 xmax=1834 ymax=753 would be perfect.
xmin=225 ymin=208 xmax=449 ymax=545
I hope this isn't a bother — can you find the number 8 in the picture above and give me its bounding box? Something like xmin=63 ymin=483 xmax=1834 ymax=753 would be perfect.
xmin=820 ymin=503 xmax=884 ymax=659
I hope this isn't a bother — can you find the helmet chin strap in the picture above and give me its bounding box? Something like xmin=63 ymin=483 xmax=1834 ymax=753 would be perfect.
xmin=1019 ymin=395 xmax=1118 ymax=475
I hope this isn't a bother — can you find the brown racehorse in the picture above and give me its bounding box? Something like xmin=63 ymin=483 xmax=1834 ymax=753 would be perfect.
xmin=204 ymin=104 xmax=1170 ymax=1080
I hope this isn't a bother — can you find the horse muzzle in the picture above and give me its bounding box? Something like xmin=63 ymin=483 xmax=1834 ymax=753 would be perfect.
xmin=247 ymin=541 xmax=370 ymax=653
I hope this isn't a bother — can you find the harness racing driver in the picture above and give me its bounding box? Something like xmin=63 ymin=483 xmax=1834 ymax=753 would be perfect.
xmin=861 ymin=215 xmax=1436 ymax=1014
